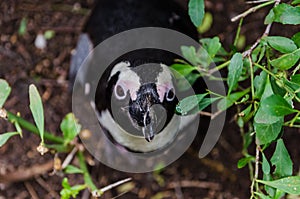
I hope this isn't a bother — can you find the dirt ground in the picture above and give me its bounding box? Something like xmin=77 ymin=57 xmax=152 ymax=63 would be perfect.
xmin=0 ymin=0 xmax=299 ymax=198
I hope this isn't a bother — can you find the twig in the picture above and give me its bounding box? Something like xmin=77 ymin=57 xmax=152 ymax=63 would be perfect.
xmin=100 ymin=178 xmax=132 ymax=193
xmin=243 ymin=0 xmax=281 ymax=57
xmin=0 ymin=160 xmax=53 ymax=183
xmin=17 ymin=3 xmax=90 ymax=15
xmin=211 ymin=110 xmax=223 ymax=120
xmin=35 ymin=176 xmax=60 ymax=199
xmin=61 ymin=146 xmax=78 ymax=169
xmin=167 ymin=180 xmax=221 ymax=190
xmin=231 ymin=0 xmax=275 ymax=22
xmin=187 ymin=148 xmax=237 ymax=182
xmin=246 ymin=0 xmax=271 ymax=4
xmin=199 ymin=110 xmax=223 ymax=120
xmin=199 ymin=111 xmax=212 ymax=117
xmin=81 ymin=189 xmax=90 ymax=199
xmin=24 ymin=182 xmax=39 ymax=199
xmin=111 ymin=191 xmax=131 ymax=199
xmin=174 ymin=182 xmax=184 ymax=199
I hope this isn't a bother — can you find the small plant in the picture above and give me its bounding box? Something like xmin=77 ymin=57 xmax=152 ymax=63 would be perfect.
xmin=175 ymin=0 xmax=300 ymax=198
xmin=0 ymin=80 xmax=131 ymax=198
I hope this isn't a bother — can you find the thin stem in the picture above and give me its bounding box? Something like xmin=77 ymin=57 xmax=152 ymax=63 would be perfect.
xmin=77 ymin=150 xmax=98 ymax=192
xmin=6 ymin=111 xmax=64 ymax=144
xmin=243 ymin=0 xmax=281 ymax=57
xmin=292 ymin=63 xmax=300 ymax=76
xmin=231 ymin=0 xmax=275 ymax=22
xmin=283 ymin=124 xmax=300 ymax=128
xmin=250 ymin=145 xmax=260 ymax=199
xmin=285 ymin=112 xmax=300 ymax=127
xmin=233 ymin=18 xmax=244 ymax=47
xmin=208 ymin=60 xmax=230 ymax=75
xmin=254 ymin=62 xmax=300 ymax=98
xmin=207 ymin=90 xmax=225 ymax=98
xmin=248 ymin=56 xmax=255 ymax=101
xmin=254 ymin=63 xmax=279 ymax=81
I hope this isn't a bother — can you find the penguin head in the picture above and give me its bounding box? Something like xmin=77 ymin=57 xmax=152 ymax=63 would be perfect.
xmin=109 ymin=61 xmax=176 ymax=140
xmin=95 ymin=60 xmax=179 ymax=150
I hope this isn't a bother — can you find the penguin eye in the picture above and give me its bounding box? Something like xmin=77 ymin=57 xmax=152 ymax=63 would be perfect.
xmin=166 ymin=87 xmax=175 ymax=101
xmin=114 ymin=83 xmax=127 ymax=100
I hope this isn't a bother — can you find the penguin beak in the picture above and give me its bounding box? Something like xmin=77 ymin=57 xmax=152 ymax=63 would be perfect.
xmin=129 ymin=84 xmax=165 ymax=142
xmin=142 ymin=109 xmax=155 ymax=142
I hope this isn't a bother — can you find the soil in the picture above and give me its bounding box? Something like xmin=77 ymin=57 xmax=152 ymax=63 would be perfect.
xmin=0 ymin=0 xmax=299 ymax=199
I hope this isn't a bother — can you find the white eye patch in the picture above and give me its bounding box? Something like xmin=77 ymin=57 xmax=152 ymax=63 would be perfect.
xmin=109 ymin=61 xmax=141 ymax=101
xmin=156 ymin=64 xmax=175 ymax=102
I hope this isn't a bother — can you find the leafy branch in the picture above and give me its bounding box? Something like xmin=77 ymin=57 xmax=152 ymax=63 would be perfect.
xmin=0 ymin=81 xmax=131 ymax=198
xmin=183 ymin=0 xmax=300 ymax=198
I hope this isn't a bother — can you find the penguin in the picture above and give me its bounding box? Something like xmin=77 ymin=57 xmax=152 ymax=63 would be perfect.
xmin=70 ymin=0 xmax=200 ymax=153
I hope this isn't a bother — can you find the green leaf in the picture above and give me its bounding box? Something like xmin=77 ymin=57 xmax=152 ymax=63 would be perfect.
xmin=257 ymin=176 xmax=300 ymax=195
xmin=265 ymin=9 xmax=275 ymax=24
xmin=176 ymin=93 xmax=207 ymax=115
xmin=254 ymin=71 xmax=267 ymax=99
xmin=198 ymin=12 xmax=213 ymax=33
xmin=274 ymin=190 xmax=285 ymax=199
xmin=60 ymin=113 xmax=81 ymax=144
xmin=0 ymin=132 xmax=19 ymax=147
xmin=181 ymin=46 xmax=198 ymax=65
xmin=239 ymin=104 xmax=253 ymax=125
xmin=0 ymin=79 xmax=11 ymax=108
xmin=217 ymin=89 xmax=250 ymax=111
xmin=254 ymin=121 xmax=283 ymax=145
xmin=62 ymin=177 xmax=71 ymax=189
xmin=227 ymin=53 xmax=243 ymax=94
xmin=282 ymin=78 xmax=300 ymax=99
xmin=262 ymin=153 xmax=271 ymax=175
xmin=175 ymin=72 xmax=200 ymax=91
xmin=171 ymin=64 xmax=197 ymax=77
xmin=252 ymin=44 xmax=266 ymax=63
xmin=270 ymin=77 xmax=286 ymax=97
xmin=44 ymin=30 xmax=55 ymax=40
xmin=243 ymin=132 xmax=254 ymax=151
xmin=237 ymin=156 xmax=254 ymax=169
xmin=292 ymin=0 xmax=300 ymax=5
xmin=196 ymin=46 xmax=212 ymax=68
xmin=236 ymin=34 xmax=246 ymax=50
xmin=198 ymin=97 xmax=219 ymax=112
xmin=271 ymin=139 xmax=293 ymax=178
xmin=263 ymin=172 xmax=276 ymax=197
xmin=270 ymin=48 xmax=300 ymax=70
xmin=265 ymin=4 xmax=300 ymax=25
xmin=60 ymin=178 xmax=86 ymax=199
xmin=188 ymin=0 xmax=205 ymax=27
xmin=18 ymin=17 xmax=27 ymax=36
xmin=291 ymin=74 xmax=300 ymax=84
xmin=29 ymin=84 xmax=44 ymax=144
xmin=292 ymin=32 xmax=300 ymax=47
xmin=64 ymin=165 xmax=84 ymax=174
xmin=254 ymin=192 xmax=272 ymax=199
xmin=261 ymin=95 xmax=297 ymax=116
xmin=254 ymin=79 xmax=284 ymax=145
xmin=265 ymin=36 xmax=297 ymax=53
xmin=200 ymin=37 xmax=222 ymax=58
